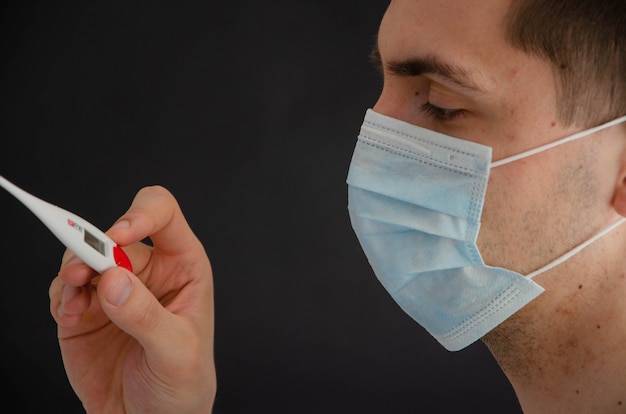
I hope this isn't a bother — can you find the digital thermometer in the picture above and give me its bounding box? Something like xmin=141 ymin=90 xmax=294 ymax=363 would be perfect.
xmin=0 ymin=175 xmax=132 ymax=273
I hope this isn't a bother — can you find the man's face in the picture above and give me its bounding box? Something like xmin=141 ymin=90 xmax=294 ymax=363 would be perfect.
xmin=373 ymin=0 xmax=620 ymax=278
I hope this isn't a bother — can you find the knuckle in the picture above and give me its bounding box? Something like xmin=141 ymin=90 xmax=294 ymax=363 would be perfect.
xmin=49 ymin=276 xmax=62 ymax=300
xmin=130 ymin=298 xmax=161 ymax=331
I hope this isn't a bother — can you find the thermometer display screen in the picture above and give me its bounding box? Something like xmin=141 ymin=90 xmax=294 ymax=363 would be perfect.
xmin=84 ymin=230 xmax=106 ymax=256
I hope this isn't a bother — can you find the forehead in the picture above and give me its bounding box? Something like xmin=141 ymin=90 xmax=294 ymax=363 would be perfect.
xmin=379 ymin=0 xmax=513 ymax=48
xmin=378 ymin=0 xmax=520 ymax=92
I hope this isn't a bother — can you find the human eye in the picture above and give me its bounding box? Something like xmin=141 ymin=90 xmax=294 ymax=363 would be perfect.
xmin=421 ymin=102 xmax=466 ymax=122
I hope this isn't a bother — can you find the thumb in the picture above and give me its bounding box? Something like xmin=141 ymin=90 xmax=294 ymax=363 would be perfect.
xmin=97 ymin=267 xmax=171 ymax=350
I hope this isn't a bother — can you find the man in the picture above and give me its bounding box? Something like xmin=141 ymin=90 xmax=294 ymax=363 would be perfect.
xmin=51 ymin=0 xmax=626 ymax=412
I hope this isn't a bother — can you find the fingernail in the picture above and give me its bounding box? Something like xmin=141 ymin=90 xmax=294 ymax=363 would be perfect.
xmin=109 ymin=220 xmax=130 ymax=231
xmin=62 ymin=285 xmax=81 ymax=305
xmin=106 ymin=272 xmax=132 ymax=306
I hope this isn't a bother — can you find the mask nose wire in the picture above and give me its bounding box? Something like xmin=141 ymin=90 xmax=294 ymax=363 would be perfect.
xmin=491 ymin=115 xmax=626 ymax=168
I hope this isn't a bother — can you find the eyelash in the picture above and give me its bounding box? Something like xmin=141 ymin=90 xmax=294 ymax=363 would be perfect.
xmin=421 ymin=102 xmax=465 ymax=122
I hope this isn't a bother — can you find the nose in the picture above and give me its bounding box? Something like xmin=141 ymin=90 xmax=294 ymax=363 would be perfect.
xmin=372 ymin=78 xmax=430 ymax=126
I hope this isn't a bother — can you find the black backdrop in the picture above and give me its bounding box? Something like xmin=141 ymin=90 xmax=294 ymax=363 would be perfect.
xmin=0 ymin=2 xmax=523 ymax=413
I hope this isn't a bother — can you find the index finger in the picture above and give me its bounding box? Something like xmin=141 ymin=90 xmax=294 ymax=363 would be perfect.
xmin=107 ymin=186 xmax=202 ymax=257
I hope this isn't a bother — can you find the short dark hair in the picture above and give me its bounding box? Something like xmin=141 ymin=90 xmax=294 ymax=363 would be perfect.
xmin=506 ymin=0 xmax=626 ymax=128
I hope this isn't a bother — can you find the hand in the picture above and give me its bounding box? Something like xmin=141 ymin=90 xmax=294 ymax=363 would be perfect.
xmin=49 ymin=186 xmax=216 ymax=413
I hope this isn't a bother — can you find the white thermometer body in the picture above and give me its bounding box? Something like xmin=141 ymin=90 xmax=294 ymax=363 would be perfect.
xmin=0 ymin=175 xmax=132 ymax=273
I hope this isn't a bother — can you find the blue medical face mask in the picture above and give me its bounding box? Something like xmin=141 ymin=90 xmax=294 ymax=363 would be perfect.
xmin=347 ymin=109 xmax=626 ymax=351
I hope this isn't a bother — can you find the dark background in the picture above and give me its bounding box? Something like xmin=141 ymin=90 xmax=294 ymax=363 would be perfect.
xmin=0 ymin=2 xmax=522 ymax=413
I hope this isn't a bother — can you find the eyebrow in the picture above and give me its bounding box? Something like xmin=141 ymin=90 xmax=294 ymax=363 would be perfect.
xmin=369 ymin=42 xmax=487 ymax=94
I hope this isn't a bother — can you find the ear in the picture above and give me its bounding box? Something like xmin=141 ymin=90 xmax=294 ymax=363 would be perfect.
xmin=613 ymin=166 xmax=626 ymax=217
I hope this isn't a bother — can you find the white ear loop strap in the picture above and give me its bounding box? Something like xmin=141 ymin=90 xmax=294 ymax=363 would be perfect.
xmin=527 ymin=217 xmax=626 ymax=279
xmin=492 ymin=116 xmax=626 ymax=168
xmin=491 ymin=116 xmax=626 ymax=277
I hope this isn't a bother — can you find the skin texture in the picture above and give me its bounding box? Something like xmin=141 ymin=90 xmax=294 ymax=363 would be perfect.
xmin=49 ymin=186 xmax=216 ymax=413
xmin=374 ymin=1 xmax=626 ymax=412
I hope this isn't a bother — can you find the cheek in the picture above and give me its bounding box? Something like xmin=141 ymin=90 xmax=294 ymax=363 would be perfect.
xmin=477 ymin=148 xmax=604 ymax=275
xmin=477 ymin=163 xmax=544 ymax=272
